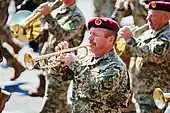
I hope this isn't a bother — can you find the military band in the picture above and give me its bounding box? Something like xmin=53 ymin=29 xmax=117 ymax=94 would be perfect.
xmin=1 ymin=0 xmax=170 ymax=113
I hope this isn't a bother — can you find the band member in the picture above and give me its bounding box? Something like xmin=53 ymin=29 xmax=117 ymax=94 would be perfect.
xmin=31 ymin=0 xmax=86 ymax=112
xmin=119 ymin=1 xmax=170 ymax=113
xmin=111 ymin=0 xmax=148 ymax=27
xmin=93 ymin=0 xmax=116 ymax=17
xmin=53 ymin=17 xmax=130 ymax=112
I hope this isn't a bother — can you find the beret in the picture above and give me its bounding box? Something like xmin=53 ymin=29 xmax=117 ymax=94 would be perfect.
xmin=149 ymin=1 xmax=170 ymax=12
xmin=87 ymin=17 xmax=120 ymax=32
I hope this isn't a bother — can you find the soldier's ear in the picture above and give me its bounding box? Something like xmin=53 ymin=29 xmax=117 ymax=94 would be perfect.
xmin=108 ymin=36 xmax=115 ymax=43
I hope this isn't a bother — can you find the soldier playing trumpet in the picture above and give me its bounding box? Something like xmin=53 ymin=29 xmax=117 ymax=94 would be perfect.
xmin=119 ymin=1 xmax=170 ymax=113
xmin=50 ymin=17 xmax=130 ymax=113
xmin=25 ymin=0 xmax=86 ymax=112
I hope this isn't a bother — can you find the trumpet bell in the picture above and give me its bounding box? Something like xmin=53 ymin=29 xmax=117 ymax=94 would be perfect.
xmin=9 ymin=10 xmax=32 ymax=25
xmin=24 ymin=53 xmax=35 ymax=70
xmin=114 ymin=36 xmax=126 ymax=56
xmin=9 ymin=10 xmax=41 ymax=42
xmin=153 ymin=88 xmax=166 ymax=109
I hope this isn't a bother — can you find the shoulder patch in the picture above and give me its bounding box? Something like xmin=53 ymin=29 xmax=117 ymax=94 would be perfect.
xmin=160 ymin=35 xmax=168 ymax=40
xmin=112 ymin=66 xmax=121 ymax=71
xmin=160 ymin=34 xmax=170 ymax=42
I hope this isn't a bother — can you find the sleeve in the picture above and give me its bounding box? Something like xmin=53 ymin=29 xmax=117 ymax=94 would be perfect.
xmin=126 ymin=35 xmax=170 ymax=63
xmin=60 ymin=66 xmax=74 ymax=81
xmin=69 ymin=60 xmax=86 ymax=75
xmin=43 ymin=13 xmax=85 ymax=41
xmin=60 ymin=59 xmax=86 ymax=81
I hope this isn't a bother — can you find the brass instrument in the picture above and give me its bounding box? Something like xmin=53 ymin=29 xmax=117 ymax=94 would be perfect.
xmin=24 ymin=45 xmax=89 ymax=70
xmin=114 ymin=23 xmax=149 ymax=56
xmin=9 ymin=0 xmax=61 ymax=43
xmin=153 ymin=88 xmax=170 ymax=109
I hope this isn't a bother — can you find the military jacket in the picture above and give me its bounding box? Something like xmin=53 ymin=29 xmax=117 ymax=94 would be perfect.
xmin=126 ymin=23 xmax=170 ymax=106
xmin=43 ymin=3 xmax=85 ymax=49
xmin=65 ymin=49 xmax=130 ymax=113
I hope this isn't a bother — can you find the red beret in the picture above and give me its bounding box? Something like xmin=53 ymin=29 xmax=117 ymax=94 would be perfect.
xmin=87 ymin=17 xmax=120 ymax=32
xmin=149 ymin=1 xmax=170 ymax=12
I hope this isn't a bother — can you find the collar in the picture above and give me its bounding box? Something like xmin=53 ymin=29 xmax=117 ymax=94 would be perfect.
xmin=87 ymin=49 xmax=117 ymax=65
xmin=152 ymin=22 xmax=170 ymax=36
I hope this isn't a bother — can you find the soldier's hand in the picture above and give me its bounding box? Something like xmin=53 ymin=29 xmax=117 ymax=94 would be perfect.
xmin=118 ymin=26 xmax=133 ymax=40
xmin=36 ymin=2 xmax=52 ymax=16
xmin=55 ymin=41 xmax=77 ymax=67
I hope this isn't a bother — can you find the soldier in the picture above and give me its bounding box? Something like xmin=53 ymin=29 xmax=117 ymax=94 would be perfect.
xmin=112 ymin=1 xmax=149 ymax=112
xmin=111 ymin=0 xmax=149 ymax=26
xmin=32 ymin=0 xmax=86 ymax=112
xmin=0 ymin=0 xmax=25 ymax=80
xmin=13 ymin=0 xmax=52 ymax=97
xmin=119 ymin=1 xmax=170 ymax=113
xmin=53 ymin=17 xmax=130 ymax=112
xmin=93 ymin=0 xmax=116 ymax=17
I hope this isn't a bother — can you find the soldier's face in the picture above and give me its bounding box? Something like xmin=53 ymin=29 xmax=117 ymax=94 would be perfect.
xmin=88 ymin=28 xmax=114 ymax=57
xmin=147 ymin=10 xmax=168 ymax=31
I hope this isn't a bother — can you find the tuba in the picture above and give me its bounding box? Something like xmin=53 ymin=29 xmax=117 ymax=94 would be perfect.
xmin=9 ymin=0 xmax=62 ymax=43
xmin=153 ymin=88 xmax=170 ymax=109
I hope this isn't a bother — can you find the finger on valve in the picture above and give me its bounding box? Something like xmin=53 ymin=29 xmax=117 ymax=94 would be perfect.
xmin=58 ymin=41 xmax=68 ymax=50
xmin=57 ymin=43 xmax=63 ymax=50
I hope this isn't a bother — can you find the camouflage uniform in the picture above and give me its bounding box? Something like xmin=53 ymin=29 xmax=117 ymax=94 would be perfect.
xmin=93 ymin=0 xmax=116 ymax=17
xmin=60 ymin=49 xmax=130 ymax=113
xmin=124 ymin=23 xmax=170 ymax=113
xmin=111 ymin=0 xmax=148 ymax=27
xmin=40 ymin=2 xmax=86 ymax=113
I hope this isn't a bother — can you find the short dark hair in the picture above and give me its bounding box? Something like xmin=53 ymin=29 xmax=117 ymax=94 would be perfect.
xmin=104 ymin=30 xmax=117 ymax=39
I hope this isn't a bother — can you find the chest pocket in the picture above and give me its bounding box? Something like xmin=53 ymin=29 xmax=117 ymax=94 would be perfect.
xmin=90 ymin=66 xmax=120 ymax=91
xmin=100 ymin=76 xmax=118 ymax=90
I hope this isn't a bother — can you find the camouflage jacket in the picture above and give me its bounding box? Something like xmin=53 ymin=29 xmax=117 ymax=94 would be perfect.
xmin=126 ymin=23 xmax=170 ymax=106
xmin=43 ymin=3 xmax=85 ymax=51
xmin=63 ymin=49 xmax=130 ymax=113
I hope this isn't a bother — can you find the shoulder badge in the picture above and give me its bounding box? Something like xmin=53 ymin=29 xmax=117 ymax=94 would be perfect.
xmin=112 ymin=66 xmax=120 ymax=72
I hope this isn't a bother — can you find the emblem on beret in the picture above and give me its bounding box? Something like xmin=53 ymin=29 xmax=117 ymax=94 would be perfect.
xmin=151 ymin=2 xmax=156 ymax=8
xmin=95 ymin=18 xmax=102 ymax=25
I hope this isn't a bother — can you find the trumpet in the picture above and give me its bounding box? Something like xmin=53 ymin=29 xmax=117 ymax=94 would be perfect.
xmin=9 ymin=0 xmax=62 ymax=42
xmin=114 ymin=23 xmax=149 ymax=56
xmin=153 ymin=88 xmax=170 ymax=109
xmin=24 ymin=44 xmax=89 ymax=70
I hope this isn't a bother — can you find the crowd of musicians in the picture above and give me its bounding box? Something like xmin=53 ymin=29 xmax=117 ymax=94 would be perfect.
xmin=0 ymin=0 xmax=170 ymax=113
